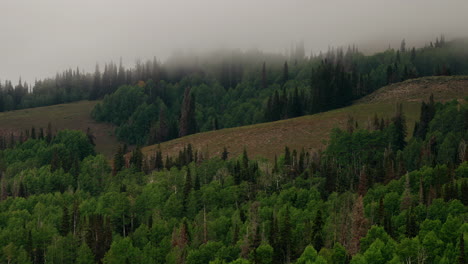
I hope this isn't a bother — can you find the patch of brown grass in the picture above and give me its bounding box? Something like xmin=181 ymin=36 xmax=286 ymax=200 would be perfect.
xmin=0 ymin=101 xmax=118 ymax=158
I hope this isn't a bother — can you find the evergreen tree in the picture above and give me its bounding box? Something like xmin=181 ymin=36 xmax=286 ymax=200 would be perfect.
xmin=311 ymin=210 xmax=324 ymax=250
xmin=154 ymin=148 xmax=163 ymax=171
xmin=156 ymin=106 xmax=169 ymax=143
xmin=221 ymin=147 xmax=229 ymax=161
xmin=130 ymin=145 xmax=143 ymax=172
xmin=182 ymin=169 xmax=193 ymax=212
xmin=60 ymin=206 xmax=70 ymax=236
xmin=282 ymin=61 xmax=289 ymax=86
xmin=179 ymin=87 xmax=197 ymax=137
xmin=459 ymin=234 xmax=466 ymax=264
xmin=30 ymin=126 xmax=36 ymax=139
xmin=46 ymin=122 xmax=53 ymax=143
xmin=280 ymin=206 xmax=291 ymax=263
xmin=90 ymin=64 xmax=101 ymax=100
xmin=391 ymin=103 xmax=407 ymax=151
xmin=405 ymin=207 xmax=418 ymax=238
xmin=262 ymin=62 xmax=267 ymax=90
xmin=113 ymin=145 xmax=125 ymax=175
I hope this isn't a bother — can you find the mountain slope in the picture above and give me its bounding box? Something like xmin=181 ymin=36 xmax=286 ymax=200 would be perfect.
xmin=143 ymin=76 xmax=468 ymax=160
xmin=0 ymin=101 xmax=117 ymax=157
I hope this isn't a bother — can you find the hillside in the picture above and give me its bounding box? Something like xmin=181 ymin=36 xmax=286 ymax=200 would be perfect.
xmin=0 ymin=101 xmax=117 ymax=157
xmin=143 ymin=76 xmax=468 ymax=160
xmin=0 ymin=76 xmax=466 ymax=161
xmin=357 ymin=75 xmax=468 ymax=103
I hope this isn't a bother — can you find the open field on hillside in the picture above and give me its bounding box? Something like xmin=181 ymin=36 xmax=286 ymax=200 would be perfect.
xmin=142 ymin=102 xmax=422 ymax=160
xmin=144 ymin=76 xmax=468 ymax=160
xmin=1 ymin=76 xmax=467 ymax=161
xmin=0 ymin=101 xmax=117 ymax=157
xmin=357 ymin=75 xmax=468 ymax=104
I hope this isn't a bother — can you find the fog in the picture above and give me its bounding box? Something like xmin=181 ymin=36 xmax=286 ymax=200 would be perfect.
xmin=1 ymin=0 xmax=468 ymax=83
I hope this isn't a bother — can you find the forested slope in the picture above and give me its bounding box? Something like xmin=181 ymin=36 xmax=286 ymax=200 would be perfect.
xmin=142 ymin=76 xmax=468 ymax=161
xmin=0 ymin=101 xmax=117 ymax=157
xmin=0 ymin=97 xmax=466 ymax=264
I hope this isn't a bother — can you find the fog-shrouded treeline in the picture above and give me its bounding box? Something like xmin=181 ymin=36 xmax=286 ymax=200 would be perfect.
xmin=0 ymin=97 xmax=466 ymax=263
xmin=2 ymin=36 xmax=468 ymax=145
xmin=91 ymin=36 xmax=468 ymax=145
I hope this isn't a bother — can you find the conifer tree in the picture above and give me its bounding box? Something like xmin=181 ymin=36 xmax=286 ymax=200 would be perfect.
xmin=312 ymin=210 xmax=324 ymax=250
xmin=60 ymin=206 xmax=70 ymax=236
xmin=221 ymin=147 xmax=229 ymax=161
xmin=30 ymin=126 xmax=36 ymax=139
xmin=182 ymin=169 xmax=192 ymax=212
xmin=179 ymin=87 xmax=197 ymax=137
xmin=113 ymin=145 xmax=125 ymax=175
xmin=90 ymin=64 xmax=101 ymax=100
xmin=130 ymin=145 xmax=143 ymax=172
xmin=459 ymin=234 xmax=466 ymax=264
xmin=155 ymin=148 xmax=163 ymax=170
xmin=46 ymin=122 xmax=53 ymax=143
xmin=282 ymin=61 xmax=289 ymax=86
xmin=262 ymin=62 xmax=267 ymax=90
xmin=280 ymin=206 xmax=291 ymax=263
xmin=391 ymin=103 xmax=407 ymax=151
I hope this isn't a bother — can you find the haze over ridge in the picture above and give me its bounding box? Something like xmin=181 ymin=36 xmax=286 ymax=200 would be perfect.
xmin=1 ymin=0 xmax=467 ymax=83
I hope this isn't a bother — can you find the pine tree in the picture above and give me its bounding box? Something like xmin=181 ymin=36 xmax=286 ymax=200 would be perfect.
xmin=280 ymin=206 xmax=291 ymax=263
xmin=242 ymin=148 xmax=249 ymax=169
xmin=60 ymin=206 xmax=70 ymax=236
xmin=179 ymin=87 xmax=197 ymax=137
xmin=130 ymin=146 xmax=143 ymax=172
xmin=262 ymin=62 xmax=267 ymax=90
xmin=282 ymin=61 xmax=289 ymax=86
xmin=405 ymin=207 xmax=418 ymax=238
xmin=459 ymin=234 xmax=466 ymax=264
xmin=284 ymin=146 xmax=291 ymax=168
xmin=221 ymin=147 xmax=229 ymax=161
xmin=46 ymin=122 xmax=53 ymax=143
xmin=391 ymin=103 xmax=407 ymax=151
xmin=155 ymin=148 xmax=163 ymax=171
xmin=311 ymin=210 xmax=324 ymax=250
xmin=90 ymin=64 xmax=101 ymax=100
xmin=194 ymin=172 xmax=200 ymax=191
xmin=51 ymin=150 xmax=60 ymax=171
xmin=86 ymin=127 xmax=95 ymax=146
xmin=182 ymin=169 xmax=192 ymax=212
xmin=156 ymin=106 xmax=169 ymax=142
xmin=39 ymin=128 xmax=44 ymax=140
xmin=113 ymin=145 xmax=125 ymax=175
xmin=30 ymin=126 xmax=36 ymax=139
xmin=377 ymin=198 xmax=385 ymax=226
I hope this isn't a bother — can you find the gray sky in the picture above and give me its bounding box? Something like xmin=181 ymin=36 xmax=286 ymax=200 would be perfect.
xmin=1 ymin=0 xmax=468 ymax=84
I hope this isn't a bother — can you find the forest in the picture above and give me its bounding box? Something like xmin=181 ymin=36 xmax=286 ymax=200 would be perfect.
xmin=0 ymin=95 xmax=466 ymax=263
xmin=2 ymin=37 xmax=468 ymax=146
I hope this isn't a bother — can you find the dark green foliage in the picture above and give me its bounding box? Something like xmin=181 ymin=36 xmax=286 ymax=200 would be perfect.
xmin=0 ymin=98 xmax=466 ymax=264
xmin=60 ymin=206 xmax=70 ymax=236
xmin=179 ymin=87 xmax=197 ymax=137
xmin=390 ymin=103 xmax=407 ymax=151
xmin=311 ymin=210 xmax=324 ymax=251
xmin=460 ymin=234 xmax=466 ymax=264
xmin=113 ymin=145 xmax=125 ymax=175
xmin=222 ymin=147 xmax=229 ymax=161
xmin=183 ymin=168 xmax=193 ymax=212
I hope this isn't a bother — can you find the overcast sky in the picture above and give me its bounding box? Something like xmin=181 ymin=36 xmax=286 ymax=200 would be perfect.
xmin=1 ymin=0 xmax=468 ymax=84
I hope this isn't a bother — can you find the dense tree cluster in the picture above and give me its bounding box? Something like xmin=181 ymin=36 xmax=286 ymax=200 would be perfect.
xmin=1 ymin=98 xmax=466 ymax=263
xmin=87 ymin=37 xmax=468 ymax=145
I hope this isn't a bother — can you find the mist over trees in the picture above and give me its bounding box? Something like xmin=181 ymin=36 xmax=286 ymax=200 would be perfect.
xmin=87 ymin=36 xmax=468 ymax=146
